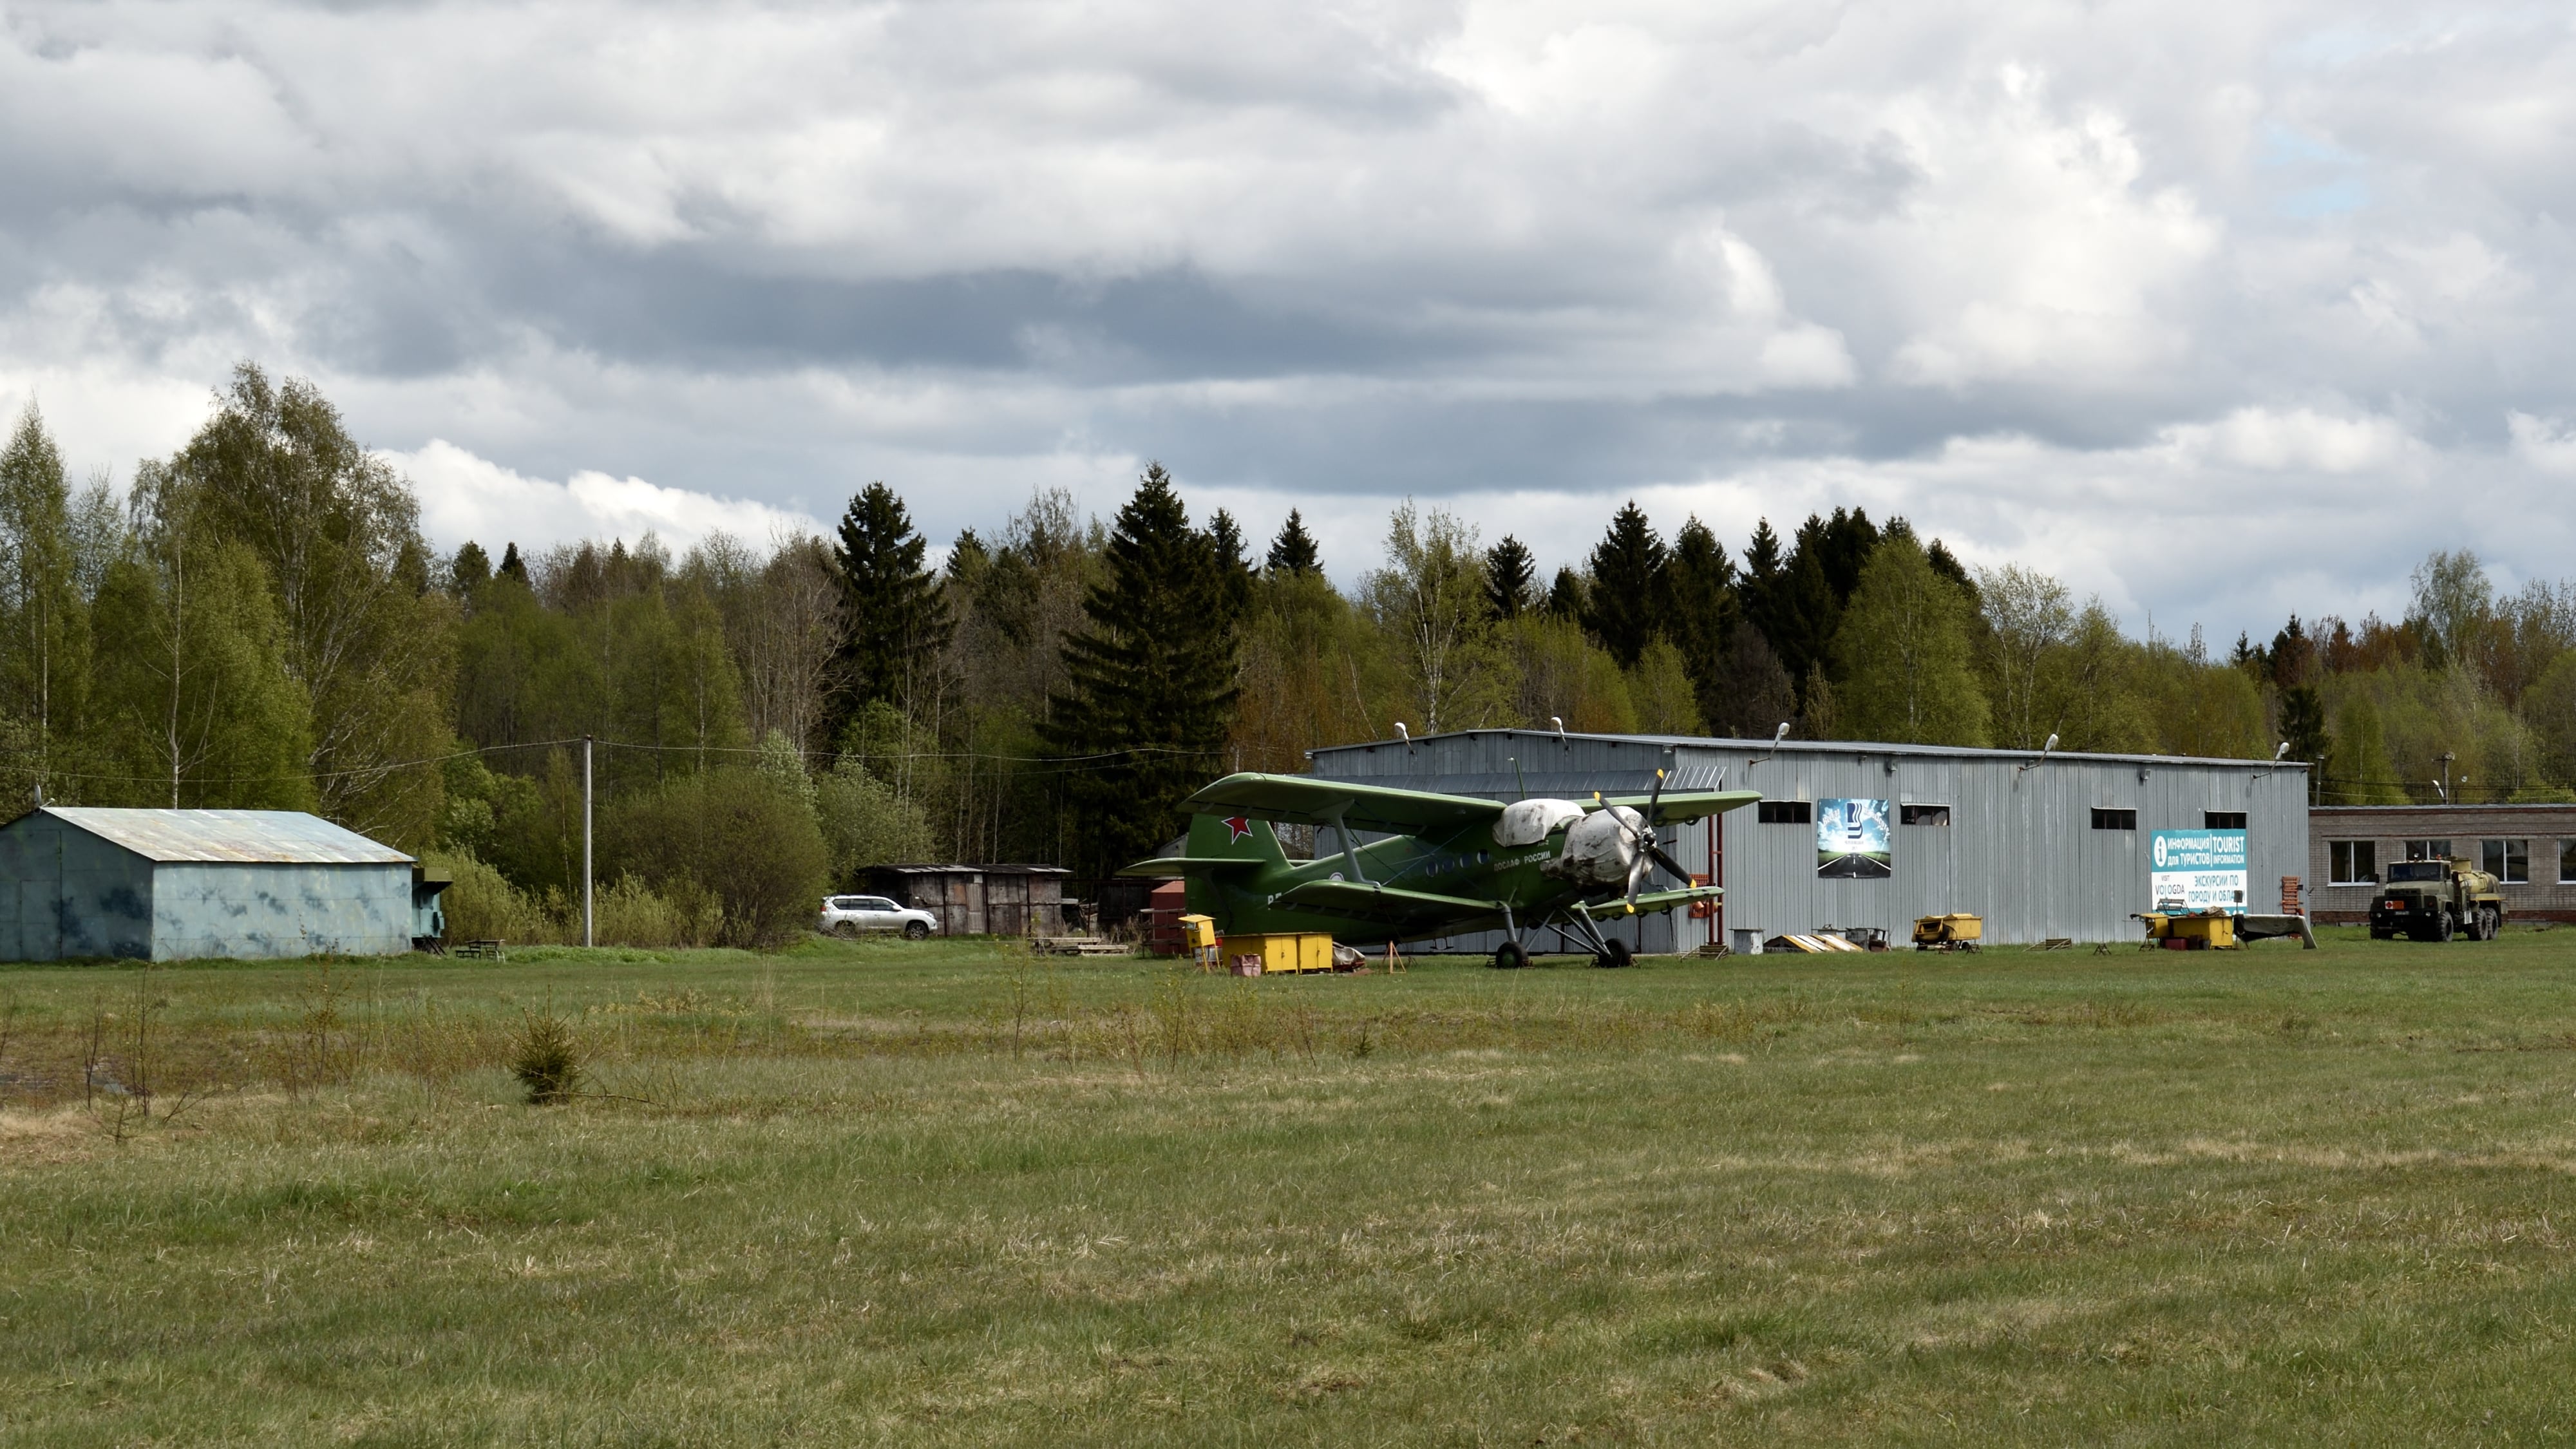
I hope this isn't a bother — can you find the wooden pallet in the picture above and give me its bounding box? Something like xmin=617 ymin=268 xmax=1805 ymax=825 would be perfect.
xmin=1031 ymin=937 xmax=1133 ymax=957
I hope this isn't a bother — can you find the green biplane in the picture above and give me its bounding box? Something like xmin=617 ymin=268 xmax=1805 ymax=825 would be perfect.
xmin=1120 ymin=766 xmax=1759 ymax=968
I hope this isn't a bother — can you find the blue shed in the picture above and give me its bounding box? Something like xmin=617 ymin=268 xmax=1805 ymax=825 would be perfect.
xmin=0 ymin=808 xmax=445 ymax=961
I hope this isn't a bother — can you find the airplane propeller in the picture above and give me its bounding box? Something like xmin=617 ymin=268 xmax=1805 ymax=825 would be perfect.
xmin=1612 ymin=766 xmax=1696 ymax=911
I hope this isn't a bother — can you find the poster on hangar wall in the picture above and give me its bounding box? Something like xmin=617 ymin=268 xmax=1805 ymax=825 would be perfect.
xmin=1816 ymin=799 xmax=1892 ymax=878
xmin=2150 ymin=829 xmax=2247 ymax=913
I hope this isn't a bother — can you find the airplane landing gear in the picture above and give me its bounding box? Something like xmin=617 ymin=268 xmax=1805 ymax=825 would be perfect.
xmin=1592 ymin=940 xmax=1633 ymax=969
xmin=1492 ymin=942 xmax=1530 ymax=971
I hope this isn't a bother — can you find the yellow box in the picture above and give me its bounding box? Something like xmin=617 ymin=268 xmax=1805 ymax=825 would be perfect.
xmin=1217 ymin=932 xmax=1336 ymax=974
xmin=1179 ymin=914 xmax=1218 ymax=951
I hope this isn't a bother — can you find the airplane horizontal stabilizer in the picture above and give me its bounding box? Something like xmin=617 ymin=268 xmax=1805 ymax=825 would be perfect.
xmin=1116 ymin=856 xmax=1265 ymax=877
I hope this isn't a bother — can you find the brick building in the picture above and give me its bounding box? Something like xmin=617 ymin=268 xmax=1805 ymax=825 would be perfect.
xmin=2308 ymin=804 xmax=2576 ymax=923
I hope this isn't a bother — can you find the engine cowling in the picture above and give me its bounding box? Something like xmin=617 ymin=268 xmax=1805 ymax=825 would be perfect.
xmin=1543 ymin=805 xmax=1643 ymax=889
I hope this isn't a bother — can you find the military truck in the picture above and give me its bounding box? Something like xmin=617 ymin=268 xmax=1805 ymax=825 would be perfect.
xmin=2369 ymin=857 xmax=2506 ymax=942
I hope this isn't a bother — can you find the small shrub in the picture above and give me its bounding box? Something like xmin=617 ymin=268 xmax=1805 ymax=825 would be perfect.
xmin=511 ymin=1012 xmax=583 ymax=1104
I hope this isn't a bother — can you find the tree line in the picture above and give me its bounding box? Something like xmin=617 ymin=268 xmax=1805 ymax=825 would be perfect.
xmin=0 ymin=363 xmax=2564 ymax=943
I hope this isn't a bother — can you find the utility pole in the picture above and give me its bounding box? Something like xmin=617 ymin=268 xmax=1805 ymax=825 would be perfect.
xmin=583 ymin=734 xmax=595 ymax=948
xmin=2439 ymin=751 xmax=2457 ymax=807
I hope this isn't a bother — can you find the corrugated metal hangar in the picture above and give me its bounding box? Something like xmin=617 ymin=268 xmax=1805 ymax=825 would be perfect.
xmin=1309 ymin=729 xmax=2310 ymax=950
xmin=0 ymin=808 xmax=440 ymax=961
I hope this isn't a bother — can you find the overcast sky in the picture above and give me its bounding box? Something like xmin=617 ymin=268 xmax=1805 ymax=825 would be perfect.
xmin=2 ymin=1 xmax=2571 ymax=640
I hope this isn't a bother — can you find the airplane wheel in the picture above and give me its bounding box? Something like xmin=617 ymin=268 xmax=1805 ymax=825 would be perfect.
xmin=1593 ymin=940 xmax=1633 ymax=969
xmin=1491 ymin=942 xmax=1529 ymax=971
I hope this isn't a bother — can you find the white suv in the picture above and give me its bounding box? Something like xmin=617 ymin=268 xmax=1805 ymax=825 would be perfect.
xmin=819 ymin=895 xmax=938 ymax=940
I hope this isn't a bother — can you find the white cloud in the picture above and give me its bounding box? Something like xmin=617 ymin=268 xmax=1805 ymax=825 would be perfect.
xmin=388 ymin=440 xmax=826 ymax=555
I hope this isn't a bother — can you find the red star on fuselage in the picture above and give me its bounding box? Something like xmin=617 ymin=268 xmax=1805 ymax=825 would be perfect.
xmin=1223 ymin=815 xmax=1254 ymax=842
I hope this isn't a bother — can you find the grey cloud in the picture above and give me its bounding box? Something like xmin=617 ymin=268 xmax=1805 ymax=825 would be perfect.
xmin=1 ymin=0 xmax=2574 ymax=639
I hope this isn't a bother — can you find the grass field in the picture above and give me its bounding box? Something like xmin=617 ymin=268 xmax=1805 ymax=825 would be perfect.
xmin=5 ymin=927 xmax=2576 ymax=1444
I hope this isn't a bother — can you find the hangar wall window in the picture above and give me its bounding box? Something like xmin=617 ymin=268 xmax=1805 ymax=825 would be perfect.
xmin=2090 ymin=808 xmax=2137 ymax=831
xmin=1900 ymin=804 xmax=1951 ymax=826
xmin=2481 ymin=838 xmax=2530 ymax=884
xmin=1757 ymin=800 xmax=1812 ymax=824
xmin=2328 ymin=840 xmax=2377 ymax=885
xmin=2204 ymin=811 xmax=2247 ymax=829
xmin=2562 ymin=840 xmax=2576 ymax=884
xmin=2404 ymin=838 xmax=2453 ymax=862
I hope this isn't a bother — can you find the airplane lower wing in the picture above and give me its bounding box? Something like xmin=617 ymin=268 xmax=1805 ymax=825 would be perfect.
xmin=1268 ymin=878 xmax=1502 ymax=929
xmin=1573 ymin=884 xmax=1725 ymax=918
xmin=1117 ymin=857 xmax=1265 ymax=877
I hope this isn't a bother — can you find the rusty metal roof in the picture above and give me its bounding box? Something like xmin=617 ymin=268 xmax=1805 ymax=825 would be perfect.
xmin=41 ymin=808 xmax=413 ymax=865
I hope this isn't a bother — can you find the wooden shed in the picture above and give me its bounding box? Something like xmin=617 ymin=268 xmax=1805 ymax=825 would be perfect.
xmin=856 ymin=864 xmax=1072 ymax=937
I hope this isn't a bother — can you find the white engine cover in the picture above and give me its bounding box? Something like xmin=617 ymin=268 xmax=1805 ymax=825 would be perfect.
xmin=1493 ymin=797 xmax=1586 ymax=848
xmin=1546 ymin=805 xmax=1642 ymax=888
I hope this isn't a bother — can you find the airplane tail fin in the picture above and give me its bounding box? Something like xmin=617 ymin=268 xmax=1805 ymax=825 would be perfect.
xmin=1186 ymin=811 xmax=1287 ymax=867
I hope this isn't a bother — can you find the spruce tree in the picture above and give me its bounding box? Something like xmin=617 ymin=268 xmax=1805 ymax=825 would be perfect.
xmin=1665 ymin=516 xmax=1739 ymax=727
xmin=1485 ymin=536 xmax=1536 ymax=620
xmin=498 ymin=542 xmax=528 ymax=583
xmin=1766 ymin=526 xmax=1842 ymax=693
xmin=1265 ymin=509 xmax=1320 ymax=576
xmin=1813 ymin=507 xmax=1881 ymax=602
xmin=1045 ymin=464 xmax=1240 ymax=876
xmin=1209 ymin=507 xmax=1254 ymax=628
xmin=2280 ymin=683 xmax=2330 ymax=801
xmin=829 ymin=482 xmax=952 ymax=735
xmin=1544 ymin=566 xmax=1587 ymax=621
xmin=1582 ymin=500 xmax=1669 ymax=668
xmin=451 ymin=541 xmax=492 ymax=596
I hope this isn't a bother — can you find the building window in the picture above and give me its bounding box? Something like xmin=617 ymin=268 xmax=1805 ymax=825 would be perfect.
xmin=2404 ymin=838 xmax=2453 ymax=862
xmin=1900 ymin=804 xmax=1951 ymax=826
xmin=1757 ymin=800 xmax=1812 ymax=824
xmin=2481 ymin=839 xmax=2530 ymax=884
xmin=2090 ymin=808 xmax=2137 ymax=831
xmin=2328 ymin=840 xmax=2377 ymax=885
xmin=2562 ymin=840 xmax=2576 ymax=885
xmin=2204 ymin=811 xmax=2246 ymax=829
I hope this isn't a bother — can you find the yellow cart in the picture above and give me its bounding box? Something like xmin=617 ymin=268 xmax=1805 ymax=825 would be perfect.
xmin=1912 ymin=914 xmax=1983 ymax=951
xmin=2136 ymin=911 xmax=2239 ymax=951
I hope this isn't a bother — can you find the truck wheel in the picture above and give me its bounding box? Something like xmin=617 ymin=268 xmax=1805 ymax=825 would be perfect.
xmin=2482 ymin=907 xmax=2501 ymax=940
xmin=2435 ymin=910 xmax=2456 ymax=943
xmin=904 ymin=921 xmax=931 ymax=941
xmin=1490 ymin=942 xmax=1529 ymax=971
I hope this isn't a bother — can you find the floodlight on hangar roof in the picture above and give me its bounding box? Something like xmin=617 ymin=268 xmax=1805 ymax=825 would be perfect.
xmin=35 ymin=808 xmax=413 ymax=865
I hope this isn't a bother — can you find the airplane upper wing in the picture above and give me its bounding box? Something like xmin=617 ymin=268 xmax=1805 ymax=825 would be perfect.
xmin=1585 ymin=789 xmax=1763 ymax=826
xmin=1180 ymin=772 xmax=1506 ymax=835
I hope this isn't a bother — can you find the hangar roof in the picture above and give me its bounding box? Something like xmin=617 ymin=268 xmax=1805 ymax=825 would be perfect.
xmin=1310 ymin=727 xmax=2302 ymax=772
xmin=36 ymin=808 xmax=412 ymax=865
